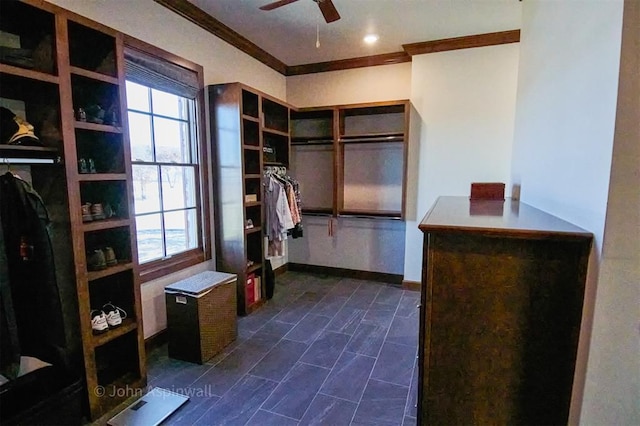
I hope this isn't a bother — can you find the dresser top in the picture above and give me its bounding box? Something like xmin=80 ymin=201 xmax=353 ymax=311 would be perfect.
xmin=419 ymin=196 xmax=593 ymax=240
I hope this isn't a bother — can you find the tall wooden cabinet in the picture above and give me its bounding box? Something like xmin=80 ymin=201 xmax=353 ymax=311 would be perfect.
xmin=290 ymin=100 xmax=409 ymax=219
xmin=208 ymin=83 xmax=290 ymax=315
xmin=1 ymin=1 xmax=145 ymax=420
xmin=418 ymin=196 xmax=593 ymax=425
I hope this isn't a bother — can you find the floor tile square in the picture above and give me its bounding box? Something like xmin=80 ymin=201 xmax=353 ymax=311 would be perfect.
xmin=262 ymin=362 xmax=330 ymax=420
xmin=300 ymin=330 xmax=350 ymax=368
xmin=320 ymin=351 xmax=375 ymax=402
xmin=352 ymin=379 xmax=409 ymax=425
xmin=299 ymin=394 xmax=357 ymax=425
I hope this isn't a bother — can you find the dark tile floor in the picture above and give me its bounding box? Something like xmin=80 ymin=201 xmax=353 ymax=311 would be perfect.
xmin=149 ymin=272 xmax=420 ymax=426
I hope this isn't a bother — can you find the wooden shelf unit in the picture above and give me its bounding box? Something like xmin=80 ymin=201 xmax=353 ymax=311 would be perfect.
xmin=290 ymin=101 xmax=409 ymax=219
xmin=209 ymin=82 xmax=291 ymax=315
xmin=0 ymin=1 xmax=146 ymax=420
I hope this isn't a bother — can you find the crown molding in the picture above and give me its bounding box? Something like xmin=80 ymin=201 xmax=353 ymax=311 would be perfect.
xmin=403 ymin=30 xmax=520 ymax=56
xmin=286 ymin=51 xmax=411 ymax=76
xmin=155 ymin=1 xmax=519 ymax=77
xmin=154 ymin=0 xmax=288 ymax=75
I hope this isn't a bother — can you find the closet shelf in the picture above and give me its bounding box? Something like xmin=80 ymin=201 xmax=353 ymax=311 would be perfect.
xmin=245 ymin=201 xmax=261 ymax=207
xmin=242 ymin=114 xmax=260 ymax=123
xmin=243 ymin=145 xmax=261 ymax=151
xmin=263 ymin=127 xmax=289 ymax=137
xmin=87 ymin=262 xmax=133 ymax=281
xmin=302 ymin=208 xmax=333 ymax=216
xmin=291 ymin=139 xmax=334 ymax=146
xmin=82 ymin=218 xmax=130 ymax=232
xmin=264 ymin=161 xmax=286 ymax=167
xmin=245 ymin=225 xmax=262 ymax=234
xmin=0 ymin=63 xmax=59 ymax=84
xmin=245 ymin=173 xmax=261 ymax=179
xmin=339 ymin=132 xmax=404 ymax=143
xmin=75 ymin=121 xmax=123 ymax=133
xmin=70 ymin=66 xmax=118 ymax=85
xmin=247 ymin=263 xmax=262 ymax=274
xmin=0 ymin=145 xmax=61 ymax=164
xmin=91 ymin=318 xmax=137 ymax=348
xmin=78 ymin=173 xmax=127 ymax=181
xmin=338 ymin=210 xmax=403 ymax=219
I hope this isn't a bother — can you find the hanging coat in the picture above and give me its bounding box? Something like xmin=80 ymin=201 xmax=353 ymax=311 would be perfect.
xmin=0 ymin=172 xmax=66 ymax=378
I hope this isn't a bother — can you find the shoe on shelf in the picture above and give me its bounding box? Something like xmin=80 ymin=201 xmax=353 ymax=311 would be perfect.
xmin=91 ymin=310 xmax=109 ymax=334
xmin=81 ymin=203 xmax=93 ymax=222
xmin=91 ymin=203 xmax=105 ymax=220
xmin=103 ymin=246 xmax=117 ymax=267
xmin=87 ymin=249 xmax=106 ymax=271
xmin=103 ymin=302 xmax=127 ymax=328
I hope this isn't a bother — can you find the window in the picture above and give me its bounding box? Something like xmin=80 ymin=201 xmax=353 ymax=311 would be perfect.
xmin=124 ymin=40 xmax=209 ymax=281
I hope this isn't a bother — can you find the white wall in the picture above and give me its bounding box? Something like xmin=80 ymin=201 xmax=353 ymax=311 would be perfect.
xmin=510 ymin=1 xmax=622 ymax=253
xmin=47 ymin=0 xmax=286 ymax=99
xmin=287 ymin=62 xmax=411 ymax=106
xmin=286 ymin=63 xmax=411 ymax=275
xmin=581 ymin=0 xmax=640 ymax=423
xmin=403 ymin=44 xmax=520 ymax=281
xmin=48 ymin=0 xmax=286 ymax=338
xmin=509 ymin=1 xmax=634 ymax=424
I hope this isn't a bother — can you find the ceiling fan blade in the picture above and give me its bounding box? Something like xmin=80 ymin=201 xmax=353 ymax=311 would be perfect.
xmin=259 ymin=0 xmax=300 ymax=11
xmin=317 ymin=0 xmax=340 ymax=23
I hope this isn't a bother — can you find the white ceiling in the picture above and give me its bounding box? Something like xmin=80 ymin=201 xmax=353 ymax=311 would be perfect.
xmin=188 ymin=0 xmax=523 ymax=66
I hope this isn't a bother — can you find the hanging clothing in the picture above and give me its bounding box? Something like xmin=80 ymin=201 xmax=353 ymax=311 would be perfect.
xmin=263 ymin=169 xmax=303 ymax=256
xmin=0 ymin=172 xmax=66 ymax=379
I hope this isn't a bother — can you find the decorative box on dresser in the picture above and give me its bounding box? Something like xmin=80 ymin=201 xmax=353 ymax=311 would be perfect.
xmin=418 ymin=196 xmax=593 ymax=425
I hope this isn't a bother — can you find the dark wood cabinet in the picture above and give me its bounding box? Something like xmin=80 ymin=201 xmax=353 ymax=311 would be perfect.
xmin=418 ymin=196 xmax=593 ymax=425
xmin=290 ymin=100 xmax=409 ymax=219
xmin=208 ymin=83 xmax=291 ymax=315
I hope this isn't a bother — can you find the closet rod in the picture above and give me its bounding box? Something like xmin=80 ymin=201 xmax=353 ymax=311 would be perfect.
xmin=337 ymin=214 xmax=402 ymax=221
xmin=1 ymin=157 xmax=59 ymax=165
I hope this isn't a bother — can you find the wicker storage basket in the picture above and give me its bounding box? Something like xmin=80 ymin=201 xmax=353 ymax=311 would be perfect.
xmin=165 ymin=271 xmax=237 ymax=364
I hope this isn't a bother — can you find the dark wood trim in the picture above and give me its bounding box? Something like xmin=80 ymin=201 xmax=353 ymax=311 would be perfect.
xmin=286 ymin=51 xmax=411 ymax=76
xmin=403 ymin=30 xmax=520 ymax=56
xmin=153 ymin=0 xmax=287 ymax=75
xmin=123 ymin=34 xmax=204 ymax=75
xmin=144 ymin=329 xmax=168 ymax=352
xmin=287 ymin=263 xmax=403 ymax=285
xmin=402 ymin=280 xmax=421 ymax=292
xmin=273 ymin=263 xmax=288 ymax=277
xmin=139 ymin=251 xmax=206 ymax=283
xmin=123 ymin=34 xmax=213 ymax=266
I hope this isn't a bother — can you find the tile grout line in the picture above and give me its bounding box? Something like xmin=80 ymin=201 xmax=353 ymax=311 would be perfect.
xmin=252 ymin=277 xmax=349 ymax=422
xmin=349 ymin=286 xmax=405 ymax=426
xmin=294 ymin=277 xmax=369 ymax=423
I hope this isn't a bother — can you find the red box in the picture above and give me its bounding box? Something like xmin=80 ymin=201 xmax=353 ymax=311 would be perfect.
xmin=246 ymin=274 xmax=255 ymax=306
xmin=470 ymin=182 xmax=505 ymax=200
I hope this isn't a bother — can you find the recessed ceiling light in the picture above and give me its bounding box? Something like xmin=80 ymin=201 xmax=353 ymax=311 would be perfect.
xmin=363 ymin=34 xmax=379 ymax=45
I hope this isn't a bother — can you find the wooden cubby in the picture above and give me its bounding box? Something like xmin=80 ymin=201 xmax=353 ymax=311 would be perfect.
xmin=209 ymin=83 xmax=291 ymax=315
xmin=1 ymin=1 xmax=146 ymax=421
xmin=290 ymin=101 xmax=409 ymax=219
xmin=64 ymin=14 xmax=145 ymax=419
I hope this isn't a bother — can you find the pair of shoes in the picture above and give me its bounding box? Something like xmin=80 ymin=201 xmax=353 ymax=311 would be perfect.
xmin=91 ymin=302 xmax=127 ymax=334
xmin=87 ymin=247 xmax=117 ymax=271
xmin=81 ymin=203 xmax=113 ymax=222
xmin=78 ymin=157 xmax=97 ymax=174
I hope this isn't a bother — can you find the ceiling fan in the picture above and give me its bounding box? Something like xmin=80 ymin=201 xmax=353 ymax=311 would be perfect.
xmin=259 ymin=0 xmax=341 ymax=23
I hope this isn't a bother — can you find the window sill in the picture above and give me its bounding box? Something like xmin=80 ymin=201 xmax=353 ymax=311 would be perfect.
xmin=139 ymin=250 xmax=205 ymax=284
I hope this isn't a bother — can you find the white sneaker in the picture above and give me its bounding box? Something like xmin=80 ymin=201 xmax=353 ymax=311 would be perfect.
xmin=91 ymin=310 xmax=108 ymax=334
xmin=103 ymin=302 xmax=127 ymax=328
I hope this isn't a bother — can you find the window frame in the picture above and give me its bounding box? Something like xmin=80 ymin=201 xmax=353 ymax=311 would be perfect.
xmin=123 ymin=36 xmax=211 ymax=283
